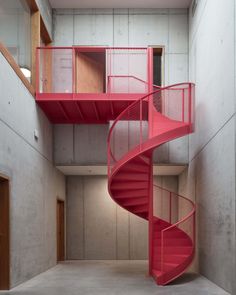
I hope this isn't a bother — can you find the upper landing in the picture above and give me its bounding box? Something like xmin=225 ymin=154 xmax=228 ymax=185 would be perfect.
xmin=36 ymin=46 xmax=155 ymax=123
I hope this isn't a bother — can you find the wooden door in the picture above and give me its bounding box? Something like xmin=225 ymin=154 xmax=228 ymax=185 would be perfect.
xmin=0 ymin=177 xmax=10 ymax=290
xmin=57 ymin=200 xmax=65 ymax=262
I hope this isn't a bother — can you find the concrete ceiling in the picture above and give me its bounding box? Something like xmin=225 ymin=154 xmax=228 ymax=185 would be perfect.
xmin=56 ymin=165 xmax=186 ymax=176
xmin=49 ymin=0 xmax=192 ymax=9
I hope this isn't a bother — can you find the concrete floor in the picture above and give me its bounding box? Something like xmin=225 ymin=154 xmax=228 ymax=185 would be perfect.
xmin=0 ymin=261 xmax=230 ymax=295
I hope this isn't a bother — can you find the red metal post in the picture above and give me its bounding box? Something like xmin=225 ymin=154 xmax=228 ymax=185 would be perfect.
xmin=169 ymin=192 xmax=172 ymax=224
xmin=188 ymin=84 xmax=192 ymax=130
xmin=107 ymin=142 xmax=110 ymax=177
xmin=148 ymin=153 xmax=154 ymax=275
xmin=128 ymin=109 xmax=130 ymax=151
xmin=140 ymin=100 xmax=143 ymax=151
xmin=148 ymin=47 xmax=153 ymax=138
xmin=161 ymin=230 xmax=164 ymax=274
xmin=182 ymin=89 xmax=185 ymax=122
xmin=35 ymin=48 xmax=39 ymax=95
xmin=193 ymin=211 xmax=196 ymax=247
xmin=72 ymin=48 xmax=75 ymax=97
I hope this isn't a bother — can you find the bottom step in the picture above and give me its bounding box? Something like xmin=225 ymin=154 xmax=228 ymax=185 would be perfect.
xmin=152 ymin=269 xmax=162 ymax=279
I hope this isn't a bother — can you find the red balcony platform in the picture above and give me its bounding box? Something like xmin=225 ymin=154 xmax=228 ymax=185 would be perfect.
xmin=36 ymin=46 xmax=154 ymax=124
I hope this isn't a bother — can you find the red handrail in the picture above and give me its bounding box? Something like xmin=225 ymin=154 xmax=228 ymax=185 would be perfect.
xmin=107 ymin=82 xmax=194 ymax=174
xmin=108 ymin=82 xmax=192 ymax=143
xmin=36 ymin=47 xmax=152 ymax=96
xmin=153 ymin=184 xmax=196 ymax=273
xmin=107 ymin=82 xmax=195 ymax=280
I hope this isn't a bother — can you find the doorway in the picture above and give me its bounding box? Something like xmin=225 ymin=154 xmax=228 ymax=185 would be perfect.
xmin=57 ymin=199 xmax=65 ymax=262
xmin=152 ymin=47 xmax=163 ymax=86
xmin=0 ymin=176 xmax=10 ymax=290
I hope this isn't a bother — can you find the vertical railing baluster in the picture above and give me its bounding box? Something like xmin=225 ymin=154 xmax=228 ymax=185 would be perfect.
xmin=128 ymin=109 xmax=130 ymax=153
xmin=161 ymin=231 xmax=164 ymax=275
xmin=140 ymin=100 xmax=142 ymax=151
xmin=148 ymin=154 xmax=154 ymax=275
xmin=188 ymin=84 xmax=192 ymax=127
xmin=169 ymin=192 xmax=172 ymax=224
xmin=36 ymin=48 xmax=39 ymax=94
xmin=72 ymin=48 xmax=75 ymax=96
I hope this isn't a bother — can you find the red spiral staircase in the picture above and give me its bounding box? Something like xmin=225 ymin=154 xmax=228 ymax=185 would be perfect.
xmin=35 ymin=46 xmax=196 ymax=286
xmin=107 ymin=83 xmax=196 ymax=285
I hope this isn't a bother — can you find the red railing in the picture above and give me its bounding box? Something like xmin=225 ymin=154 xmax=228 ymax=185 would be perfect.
xmin=36 ymin=47 xmax=150 ymax=95
xmin=107 ymin=82 xmax=195 ymax=280
xmin=153 ymin=185 xmax=196 ymax=273
xmin=107 ymin=83 xmax=195 ymax=176
xmin=107 ymin=75 xmax=150 ymax=93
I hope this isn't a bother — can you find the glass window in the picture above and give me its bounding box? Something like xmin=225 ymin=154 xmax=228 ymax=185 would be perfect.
xmin=0 ymin=0 xmax=31 ymax=76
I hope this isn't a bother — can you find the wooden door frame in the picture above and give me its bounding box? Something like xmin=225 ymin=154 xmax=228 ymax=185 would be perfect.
xmin=0 ymin=174 xmax=10 ymax=290
xmin=57 ymin=199 xmax=65 ymax=262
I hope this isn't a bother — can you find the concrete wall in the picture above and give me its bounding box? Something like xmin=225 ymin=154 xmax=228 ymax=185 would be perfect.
xmin=0 ymin=53 xmax=65 ymax=288
xmin=53 ymin=122 xmax=189 ymax=165
xmin=66 ymin=175 xmax=178 ymax=260
xmin=54 ymin=124 xmax=108 ymax=165
xmin=52 ymin=8 xmax=190 ymax=165
xmin=178 ymin=0 xmax=236 ymax=293
xmin=36 ymin=0 xmax=53 ymax=39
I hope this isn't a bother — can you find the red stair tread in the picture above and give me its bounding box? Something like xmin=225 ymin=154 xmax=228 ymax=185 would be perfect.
xmin=132 ymin=204 xmax=148 ymax=213
xmin=121 ymin=197 xmax=148 ymax=206
xmin=115 ymin=189 xmax=148 ymax=199
xmin=123 ymin=162 xmax=150 ymax=172
xmin=154 ymin=246 xmax=193 ymax=255
xmin=111 ymin=181 xmax=149 ymax=190
xmin=152 ymin=269 xmax=162 ymax=279
xmin=115 ymin=172 xmax=149 ymax=181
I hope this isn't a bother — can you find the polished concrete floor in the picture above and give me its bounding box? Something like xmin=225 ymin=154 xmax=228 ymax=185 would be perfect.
xmin=1 ymin=261 xmax=230 ymax=295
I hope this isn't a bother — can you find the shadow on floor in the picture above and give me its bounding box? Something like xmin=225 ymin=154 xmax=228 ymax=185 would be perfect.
xmin=169 ymin=273 xmax=199 ymax=285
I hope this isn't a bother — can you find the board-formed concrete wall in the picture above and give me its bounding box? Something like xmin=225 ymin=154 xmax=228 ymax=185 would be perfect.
xmin=0 ymin=53 xmax=65 ymax=288
xmin=66 ymin=175 xmax=178 ymax=260
xmin=52 ymin=8 xmax=190 ymax=165
xmin=179 ymin=0 xmax=236 ymax=293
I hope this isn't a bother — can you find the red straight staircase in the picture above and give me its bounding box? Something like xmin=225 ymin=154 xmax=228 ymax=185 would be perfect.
xmin=107 ymin=83 xmax=196 ymax=285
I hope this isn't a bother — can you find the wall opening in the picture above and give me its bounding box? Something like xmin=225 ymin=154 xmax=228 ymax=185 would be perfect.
xmin=152 ymin=47 xmax=163 ymax=86
xmin=75 ymin=50 xmax=106 ymax=93
xmin=57 ymin=199 xmax=65 ymax=262
xmin=0 ymin=176 xmax=10 ymax=290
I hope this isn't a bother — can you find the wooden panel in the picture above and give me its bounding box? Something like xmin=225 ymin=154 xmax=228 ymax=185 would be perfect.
xmin=76 ymin=53 xmax=104 ymax=93
xmin=40 ymin=17 xmax=52 ymax=45
xmin=0 ymin=43 xmax=35 ymax=96
xmin=0 ymin=178 xmax=10 ymax=290
xmin=43 ymin=47 xmax=52 ymax=93
xmin=25 ymin=0 xmax=38 ymax=12
xmin=31 ymin=11 xmax=41 ymax=89
xmin=57 ymin=200 xmax=65 ymax=261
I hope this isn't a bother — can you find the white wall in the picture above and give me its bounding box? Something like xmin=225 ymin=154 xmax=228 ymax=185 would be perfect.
xmin=52 ymin=8 xmax=190 ymax=164
xmin=0 ymin=53 xmax=65 ymax=288
xmin=179 ymin=0 xmax=236 ymax=293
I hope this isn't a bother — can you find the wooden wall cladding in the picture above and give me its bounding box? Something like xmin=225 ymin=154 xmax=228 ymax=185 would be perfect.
xmin=76 ymin=52 xmax=105 ymax=93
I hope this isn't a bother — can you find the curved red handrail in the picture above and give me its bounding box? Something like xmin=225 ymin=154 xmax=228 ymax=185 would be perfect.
xmin=107 ymin=75 xmax=161 ymax=90
xmin=107 ymin=82 xmax=195 ymax=285
xmin=153 ymin=184 xmax=196 ymax=232
xmin=107 ymin=82 xmax=193 ymax=170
